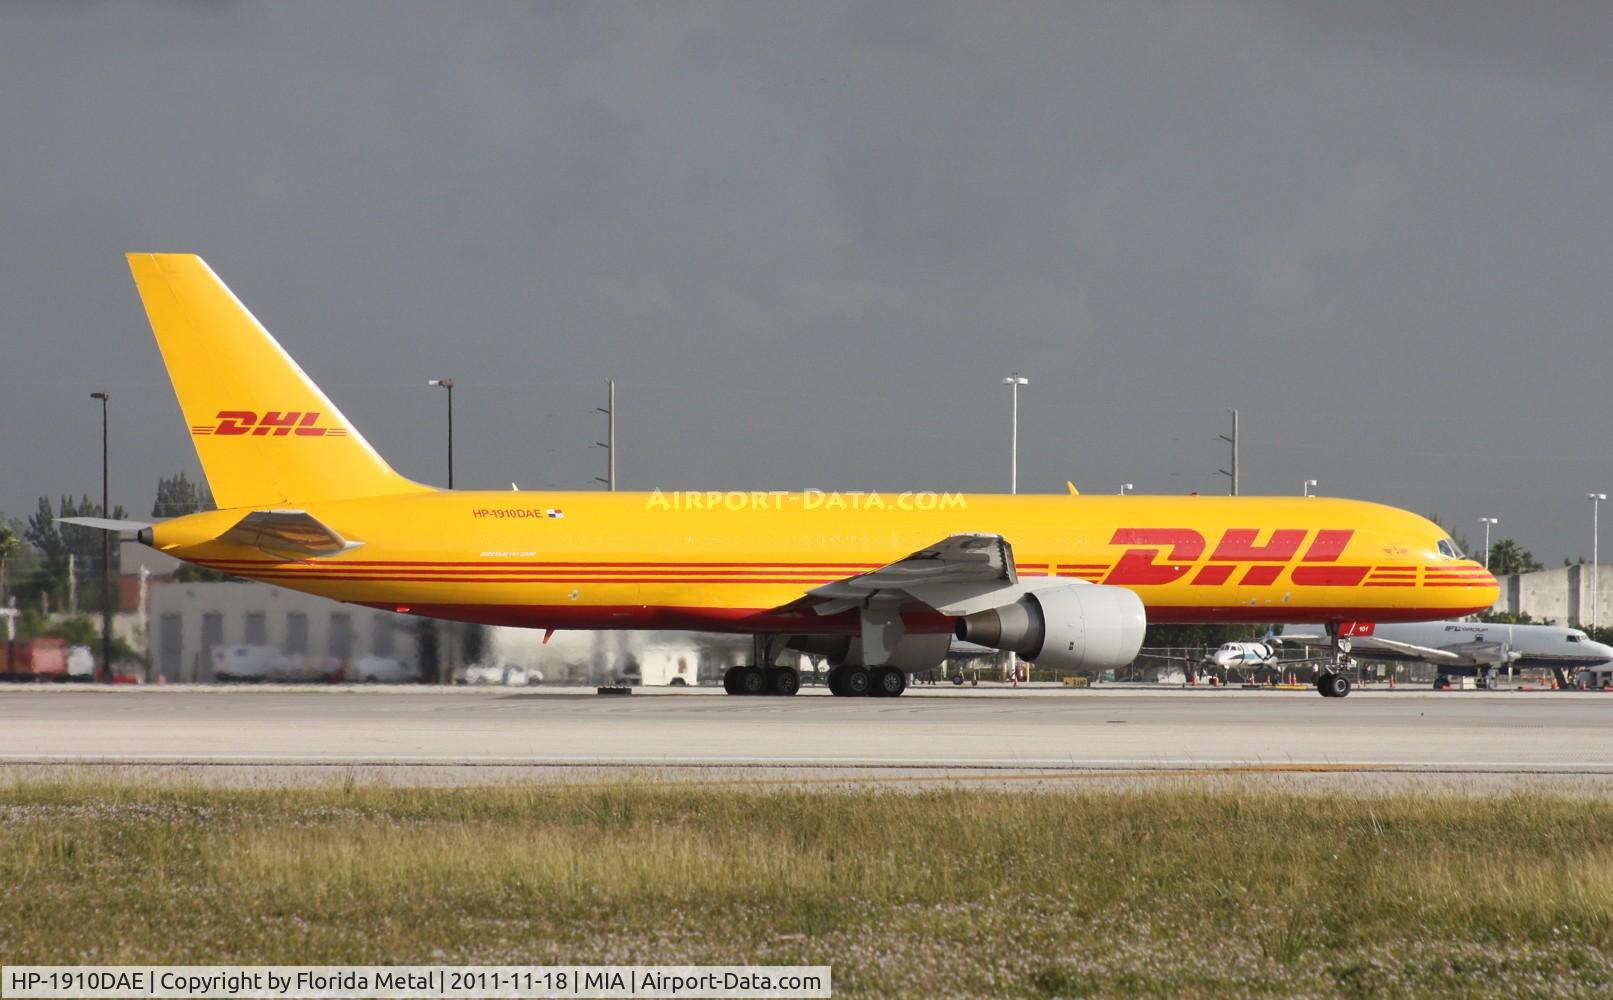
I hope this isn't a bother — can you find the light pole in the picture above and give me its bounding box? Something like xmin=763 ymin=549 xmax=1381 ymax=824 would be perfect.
xmin=1591 ymin=493 xmax=1607 ymax=630
xmin=1477 ymin=517 xmax=1498 ymax=571
xmin=90 ymin=391 xmax=111 ymax=684
xmin=1001 ymin=374 xmax=1028 ymax=684
xmin=427 ymin=378 xmax=454 ymax=488
xmin=1120 ymin=483 xmax=1134 ymax=496
xmin=1003 ymin=374 xmax=1028 ymax=494
xmin=1303 ymin=479 xmax=1318 ymax=498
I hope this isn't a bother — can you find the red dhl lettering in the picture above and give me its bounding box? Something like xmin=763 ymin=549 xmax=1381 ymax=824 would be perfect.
xmin=1103 ymin=527 xmax=1371 ymax=587
xmin=1104 ymin=529 xmax=1204 ymax=585
xmin=191 ymin=410 xmax=347 ymax=438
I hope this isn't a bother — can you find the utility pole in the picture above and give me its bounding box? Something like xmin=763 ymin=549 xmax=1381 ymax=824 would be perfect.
xmin=428 ymin=379 xmax=455 ymax=488
xmin=595 ymin=380 xmax=616 ymax=491
xmin=90 ymin=391 xmax=111 ymax=683
xmin=1217 ymin=409 xmax=1239 ymax=496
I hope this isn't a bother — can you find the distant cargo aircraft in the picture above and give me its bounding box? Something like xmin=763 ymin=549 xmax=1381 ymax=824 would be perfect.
xmin=1280 ymin=620 xmax=1613 ymax=688
xmin=63 ymin=255 xmax=1498 ymax=699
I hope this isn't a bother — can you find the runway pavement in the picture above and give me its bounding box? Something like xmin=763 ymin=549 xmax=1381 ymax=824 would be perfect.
xmin=2 ymin=685 xmax=1611 ymax=788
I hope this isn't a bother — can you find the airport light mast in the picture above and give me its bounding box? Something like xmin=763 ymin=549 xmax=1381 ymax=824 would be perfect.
xmin=1591 ymin=493 xmax=1607 ymax=630
xmin=1478 ymin=517 xmax=1498 ymax=571
xmin=1003 ymin=374 xmax=1028 ymax=495
xmin=427 ymin=378 xmax=455 ymax=488
xmin=1303 ymin=479 xmax=1318 ymax=498
xmin=89 ymin=391 xmax=111 ymax=684
xmin=1001 ymin=374 xmax=1028 ymax=686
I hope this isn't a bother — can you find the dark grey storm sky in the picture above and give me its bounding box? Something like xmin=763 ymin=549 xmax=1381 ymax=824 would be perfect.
xmin=2 ymin=1 xmax=1611 ymax=564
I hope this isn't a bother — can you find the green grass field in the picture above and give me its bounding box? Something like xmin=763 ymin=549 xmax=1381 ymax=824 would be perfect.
xmin=2 ymin=775 xmax=1611 ymax=997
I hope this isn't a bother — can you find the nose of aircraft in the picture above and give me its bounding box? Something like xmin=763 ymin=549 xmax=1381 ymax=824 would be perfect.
xmin=1586 ymin=640 xmax=1613 ymax=662
xmin=1434 ymin=561 xmax=1500 ymax=615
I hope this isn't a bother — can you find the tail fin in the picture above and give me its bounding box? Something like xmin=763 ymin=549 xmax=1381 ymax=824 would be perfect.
xmin=127 ymin=254 xmax=431 ymax=508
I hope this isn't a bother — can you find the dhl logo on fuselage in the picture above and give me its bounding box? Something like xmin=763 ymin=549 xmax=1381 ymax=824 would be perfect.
xmin=190 ymin=410 xmax=348 ymax=438
xmin=1097 ymin=527 xmax=1485 ymax=589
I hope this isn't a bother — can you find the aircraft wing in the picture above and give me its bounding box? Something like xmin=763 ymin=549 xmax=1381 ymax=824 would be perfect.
xmin=800 ymin=532 xmax=1076 ymax=664
xmin=1277 ymin=626 xmax=1465 ymax=663
xmin=1447 ymin=640 xmax=1520 ymax=665
xmin=1345 ymin=635 xmax=1465 ymax=662
xmin=805 ymin=532 xmax=1017 ymax=614
xmin=219 ymin=509 xmax=360 ymax=559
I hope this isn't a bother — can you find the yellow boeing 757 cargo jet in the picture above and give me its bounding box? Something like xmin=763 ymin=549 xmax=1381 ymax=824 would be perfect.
xmin=68 ymin=255 xmax=1498 ymax=698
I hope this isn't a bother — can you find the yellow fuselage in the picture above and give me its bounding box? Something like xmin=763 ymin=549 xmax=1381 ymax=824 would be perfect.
xmin=150 ymin=489 xmax=1499 ymax=634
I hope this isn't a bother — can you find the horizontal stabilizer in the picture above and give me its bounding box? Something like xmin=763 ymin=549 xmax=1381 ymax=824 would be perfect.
xmin=55 ymin=517 xmax=153 ymax=533
xmin=219 ymin=509 xmax=359 ymax=558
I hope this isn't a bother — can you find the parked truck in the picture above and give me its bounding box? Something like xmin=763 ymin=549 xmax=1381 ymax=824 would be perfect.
xmin=2 ymin=638 xmax=69 ymax=682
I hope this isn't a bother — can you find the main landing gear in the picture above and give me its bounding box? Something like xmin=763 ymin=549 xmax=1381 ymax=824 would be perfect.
xmin=721 ymin=663 xmax=910 ymax=697
xmin=722 ymin=665 xmax=800 ymax=696
xmin=720 ymin=636 xmax=911 ymax=697
xmin=722 ymin=635 xmax=802 ymax=696
xmin=826 ymin=665 xmax=906 ymax=697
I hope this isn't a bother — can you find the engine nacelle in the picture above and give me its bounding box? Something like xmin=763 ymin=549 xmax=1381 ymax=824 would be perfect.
xmin=953 ymin=584 xmax=1146 ymax=672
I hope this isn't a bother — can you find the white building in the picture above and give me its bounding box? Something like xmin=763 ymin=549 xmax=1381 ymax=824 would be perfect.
xmin=1492 ymin=563 xmax=1613 ymax=627
xmin=148 ymin=579 xmax=419 ymax=682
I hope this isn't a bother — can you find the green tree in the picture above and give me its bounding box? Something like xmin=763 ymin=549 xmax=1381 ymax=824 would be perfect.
xmin=1485 ymin=538 xmax=1543 ymax=576
xmin=151 ymin=471 xmax=213 ymax=518
xmin=150 ymin=472 xmax=232 ymax=582
xmin=19 ymin=495 xmax=126 ymax=612
xmin=1476 ymin=610 xmax=1538 ymax=625
xmin=0 ymin=523 xmax=19 ymax=607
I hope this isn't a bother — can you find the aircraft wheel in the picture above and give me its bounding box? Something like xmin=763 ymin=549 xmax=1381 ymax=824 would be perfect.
xmin=1318 ymin=673 xmax=1351 ymax=699
xmin=736 ymin=665 xmax=767 ymax=696
xmin=842 ymin=666 xmax=872 ymax=697
xmin=827 ymin=666 xmax=848 ymax=696
xmin=768 ymin=667 xmax=800 ymax=696
xmin=951 ymin=672 xmax=964 ymax=686
xmin=723 ymin=667 xmax=743 ymax=695
xmin=872 ymin=667 xmax=907 ymax=697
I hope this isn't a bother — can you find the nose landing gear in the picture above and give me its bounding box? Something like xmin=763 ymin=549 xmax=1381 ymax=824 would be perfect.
xmin=1316 ymin=627 xmax=1356 ymax=698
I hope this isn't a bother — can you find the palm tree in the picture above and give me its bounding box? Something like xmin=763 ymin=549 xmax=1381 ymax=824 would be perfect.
xmin=1487 ymin=538 xmax=1543 ymax=576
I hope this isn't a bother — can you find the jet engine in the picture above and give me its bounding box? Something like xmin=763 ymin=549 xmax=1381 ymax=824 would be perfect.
xmin=953 ymin=584 xmax=1146 ymax=672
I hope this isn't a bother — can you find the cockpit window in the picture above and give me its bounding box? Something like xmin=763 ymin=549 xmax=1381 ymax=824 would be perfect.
xmin=1568 ymin=634 xmax=1583 ymax=643
xmin=1436 ymin=538 xmax=1464 ymax=559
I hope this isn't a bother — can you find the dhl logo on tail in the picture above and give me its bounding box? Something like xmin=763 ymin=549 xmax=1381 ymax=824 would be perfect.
xmin=190 ymin=410 xmax=348 ymax=438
